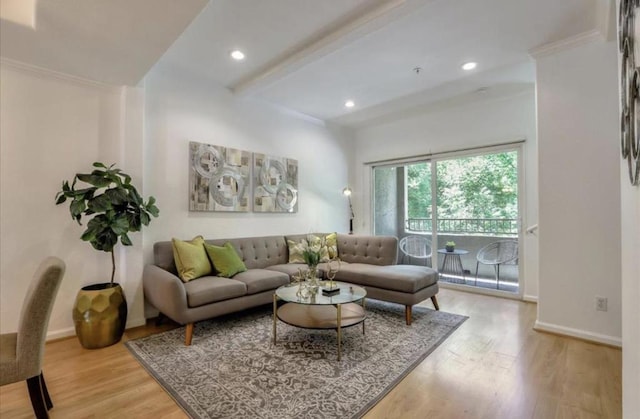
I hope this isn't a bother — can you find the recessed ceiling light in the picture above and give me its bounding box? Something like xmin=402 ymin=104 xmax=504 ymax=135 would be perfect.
xmin=345 ymin=100 xmax=355 ymax=108
xmin=462 ymin=62 xmax=477 ymax=71
xmin=230 ymin=50 xmax=245 ymax=61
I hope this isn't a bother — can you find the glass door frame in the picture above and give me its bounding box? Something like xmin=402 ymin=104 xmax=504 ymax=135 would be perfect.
xmin=370 ymin=142 xmax=525 ymax=299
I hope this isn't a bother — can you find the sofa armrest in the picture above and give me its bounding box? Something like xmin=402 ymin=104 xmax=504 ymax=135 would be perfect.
xmin=143 ymin=264 xmax=190 ymax=324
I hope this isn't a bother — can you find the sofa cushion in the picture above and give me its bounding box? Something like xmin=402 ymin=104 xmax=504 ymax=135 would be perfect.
xmin=172 ymin=236 xmax=212 ymax=282
xmin=268 ymin=263 xmax=329 ymax=279
xmin=232 ymin=269 xmax=290 ymax=295
xmin=204 ymin=242 xmax=247 ymax=278
xmin=334 ymin=263 xmax=438 ymax=293
xmin=183 ymin=276 xmax=247 ymax=307
xmin=267 ymin=263 xmax=307 ymax=278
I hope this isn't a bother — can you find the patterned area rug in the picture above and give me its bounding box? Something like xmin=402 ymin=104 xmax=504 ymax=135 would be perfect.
xmin=126 ymin=300 xmax=467 ymax=419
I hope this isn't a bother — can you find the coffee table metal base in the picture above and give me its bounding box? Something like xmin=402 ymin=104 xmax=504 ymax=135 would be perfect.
xmin=273 ymin=297 xmax=365 ymax=361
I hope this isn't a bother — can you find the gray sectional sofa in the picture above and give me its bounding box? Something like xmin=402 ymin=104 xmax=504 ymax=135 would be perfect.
xmin=143 ymin=233 xmax=439 ymax=345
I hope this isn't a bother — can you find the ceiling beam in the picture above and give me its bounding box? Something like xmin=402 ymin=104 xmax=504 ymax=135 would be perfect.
xmin=230 ymin=0 xmax=411 ymax=96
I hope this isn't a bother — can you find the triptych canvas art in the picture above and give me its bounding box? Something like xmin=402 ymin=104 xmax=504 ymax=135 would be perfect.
xmin=189 ymin=141 xmax=298 ymax=213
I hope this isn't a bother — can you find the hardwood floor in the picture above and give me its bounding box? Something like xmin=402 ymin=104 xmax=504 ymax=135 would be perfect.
xmin=0 ymin=289 xmax=621 ymax=418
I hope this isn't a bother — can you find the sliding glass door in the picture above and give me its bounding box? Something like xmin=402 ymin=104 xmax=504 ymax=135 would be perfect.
xmin=373 ymin=147 xmax=521 ymax=294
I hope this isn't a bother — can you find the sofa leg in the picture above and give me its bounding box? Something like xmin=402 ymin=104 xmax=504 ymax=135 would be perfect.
xmin=431 ymin=296 xmax=440 ymax=311
xmin=185 ymin=323 xmax=194 ymax=346
xmin=405 ymin=305 xmax=412 ymax=325
xmin=155 ymin=312 xmax=166 ymax=327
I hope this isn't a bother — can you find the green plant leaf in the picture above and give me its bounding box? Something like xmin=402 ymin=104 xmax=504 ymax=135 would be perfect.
xmin=80 ymin=228 xmax=97 ymax=242
xmin=93 ymin=162 xmax=107 ymax=168
xmin=147 ymin=204 xmax=159 ymax=217
xmin=126 ymin=186 xmax=142 ymax=205
xmin=88 ymin=194 xmax=113 ymax=213
xmin=111 ymin=217 xmax=129 ymax=235
xmin=105 ymin=188 xmax=128 ymax=205
xmin=77 ymin=173 xmax=112 ymax=187
xmin=70 ymin=199 xmax=86 ymax=217
xmin=55 ymin=194 xmax=67 ymax=205
xmin=126 ymin=212 xmax=141 ymax=231
xmin=140 ymin=211 xmax=150 ymax=226
xmin=120 ymin=234 xmax=132 ymax=246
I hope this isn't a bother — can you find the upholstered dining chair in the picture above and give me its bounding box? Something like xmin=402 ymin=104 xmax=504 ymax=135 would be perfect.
xmin=0 ymin=256 xmax=65 ymax=419
xmin=398 ymin=235 xmax=432 ymax=267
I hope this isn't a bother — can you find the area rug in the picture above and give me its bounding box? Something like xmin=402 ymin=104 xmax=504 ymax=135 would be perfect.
xmin=126 ymin=300 xmax=467 ymax=419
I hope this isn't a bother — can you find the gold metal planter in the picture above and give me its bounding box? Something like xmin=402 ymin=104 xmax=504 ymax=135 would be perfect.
xmin=73 ymin=283 xmax=128 ymax=349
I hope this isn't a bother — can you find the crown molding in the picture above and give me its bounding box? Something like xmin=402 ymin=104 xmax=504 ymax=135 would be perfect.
xmin=0 ymin=57 xmax=119 ymax=90
xmin=528 ymin=29 xmax=605 ymax=59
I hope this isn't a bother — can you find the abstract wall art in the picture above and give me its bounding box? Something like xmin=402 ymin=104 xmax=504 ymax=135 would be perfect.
xmin=253 ymin=153 xmax=298 ymax=212
xmin=189 ymin=141 xmax=251 ymax=212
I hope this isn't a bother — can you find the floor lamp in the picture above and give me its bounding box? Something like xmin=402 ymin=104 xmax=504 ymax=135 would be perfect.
xmin=343 ymin=187 xmax=354 ymax=234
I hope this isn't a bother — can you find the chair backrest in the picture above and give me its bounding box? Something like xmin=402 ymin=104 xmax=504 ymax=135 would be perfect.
xmin=399 ymin=235 xmax=432 ymax=259
xmin=16 ymin=257 xmax=65 ymax=377
xmin=476 ymin=240 xmax=518 ymax=265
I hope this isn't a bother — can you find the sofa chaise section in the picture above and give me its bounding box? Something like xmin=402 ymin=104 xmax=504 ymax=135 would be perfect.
xmin=330 ymin=234 xmax=439 ymax=325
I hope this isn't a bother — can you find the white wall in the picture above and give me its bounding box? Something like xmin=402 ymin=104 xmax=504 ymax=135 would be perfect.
xmin=618 ymin=1 xmax=640 ymax=415
xmin=0 ymin=57 xmax=352 ymax=338
xmin=0 ymin=62 xmax=146 ymax=338
xmin=142 ymin=62 xmax=352 ymax=266
xmin=535 ymin=39 xmax=621 ymax=346
xmin=621 ymin=154 xmax=640 ymax=416
xmin=352 ymin=90 xmax=539 ymax=299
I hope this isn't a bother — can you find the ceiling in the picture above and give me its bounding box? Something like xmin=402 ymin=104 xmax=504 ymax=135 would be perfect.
xmin=0 ymin=0 xmax=615 ymax=127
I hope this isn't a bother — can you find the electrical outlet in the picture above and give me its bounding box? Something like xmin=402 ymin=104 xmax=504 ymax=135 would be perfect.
xmin=595 ymin=296 xmax=608 ymax=312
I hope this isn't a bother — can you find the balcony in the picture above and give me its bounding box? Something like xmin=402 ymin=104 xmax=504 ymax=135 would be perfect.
xmin=401 ymin=218 xmax=519 ymax=293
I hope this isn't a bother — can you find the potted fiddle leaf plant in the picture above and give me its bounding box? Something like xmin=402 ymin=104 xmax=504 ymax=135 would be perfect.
xmin=55 ymin=162 xmax=159 ymax=349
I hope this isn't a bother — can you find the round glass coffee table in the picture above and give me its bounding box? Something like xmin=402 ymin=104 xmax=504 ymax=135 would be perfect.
xmin=273 ymin=281 xmax=366 ymax=361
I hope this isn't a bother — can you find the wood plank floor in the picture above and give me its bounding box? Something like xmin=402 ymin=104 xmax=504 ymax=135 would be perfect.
xmin=0 ymin=289 xmax=622 ymax=418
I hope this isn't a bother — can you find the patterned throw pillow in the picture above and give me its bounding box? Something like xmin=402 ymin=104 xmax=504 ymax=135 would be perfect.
xmin=287 ymin=239 xmax=307 ymax=264
xmin=172 ymin=236 xmax=212 ymax=282
xmin=325 ymin=232 xmax=338 ymax=260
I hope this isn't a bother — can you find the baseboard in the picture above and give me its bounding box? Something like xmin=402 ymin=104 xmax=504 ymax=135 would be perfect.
xmin=522 ymin=294 xmax=538 ymax=303
xmin=46 ymin=327 xmax=76 ymax=341
xmin=46 ymin=316 xmax=147 ymax=342
xmin=126 ymin=316 xmax=147 ymax=329
xmin=534 ymin=320 xmax=622 ymax=348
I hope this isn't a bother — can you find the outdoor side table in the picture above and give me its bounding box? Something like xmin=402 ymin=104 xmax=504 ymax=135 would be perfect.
xmin=437 ymin=248 xmax=469 ymax=283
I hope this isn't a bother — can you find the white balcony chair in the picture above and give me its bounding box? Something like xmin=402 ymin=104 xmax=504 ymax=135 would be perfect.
xmin=475 ymin=240 xmax=518 ymax=288
xmin=398 ymin=235 xmax=432 ymax=267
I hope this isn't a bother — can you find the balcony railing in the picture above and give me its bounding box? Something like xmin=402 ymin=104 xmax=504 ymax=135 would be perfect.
xmin=406 ymin=218 xmax=518 ymax=236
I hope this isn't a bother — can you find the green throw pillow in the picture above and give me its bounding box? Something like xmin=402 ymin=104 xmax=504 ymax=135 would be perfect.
xmin=325 ymin=232 xmax=338 ymax=260
xmin=287 ymin=239 xmax=307 ymax=264
xmin=172 ymin=236 xmax=212 ymax=282
xmin=204 ymin=242 xmax=247 ymax=278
